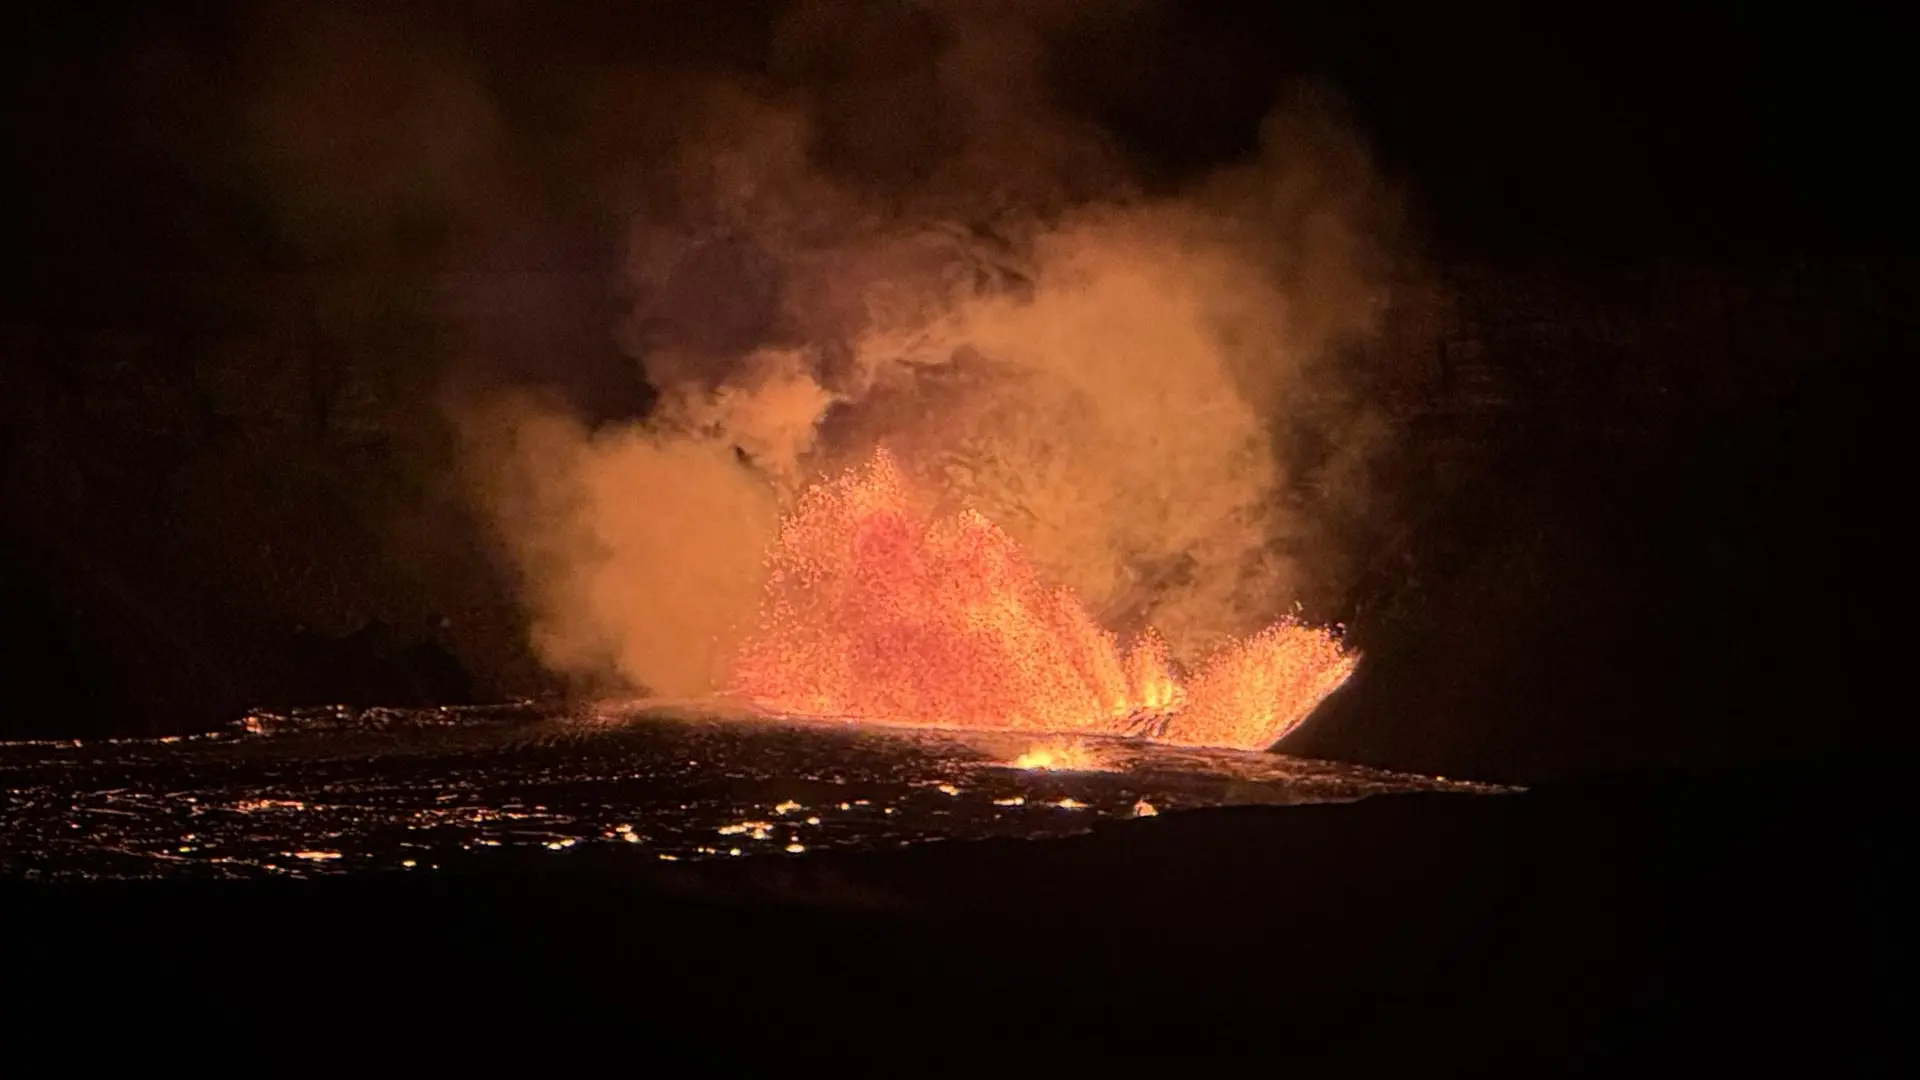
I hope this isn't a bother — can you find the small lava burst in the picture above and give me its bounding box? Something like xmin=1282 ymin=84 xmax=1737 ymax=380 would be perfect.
xmin=725 ymin=451 xmax=1356 ymax=750
xmin=718 ymin=820 xmax=775 ymax=840
xmin=1132 ymin=799 xmax=1158 ymax=817
xmin=235 ymin=799 xmax=307 ymax=813
xmin=1010 ymin=742 xmax=1104 ymax=772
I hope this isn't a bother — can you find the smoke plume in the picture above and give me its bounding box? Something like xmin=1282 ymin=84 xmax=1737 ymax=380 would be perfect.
xmin=452 ymin=3 xmax=1403 ymax=697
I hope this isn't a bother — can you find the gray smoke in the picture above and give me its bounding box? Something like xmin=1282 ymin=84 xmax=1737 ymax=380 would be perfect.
xmin=436 ymin=4 xmax=1408 ymax=696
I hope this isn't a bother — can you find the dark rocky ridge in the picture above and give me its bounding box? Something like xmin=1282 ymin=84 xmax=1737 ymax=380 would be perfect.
xmin=1288 ymin=259 xmax=1908 ymax=781
xmin=2 ymin=766 xmax=1904 ymax=1066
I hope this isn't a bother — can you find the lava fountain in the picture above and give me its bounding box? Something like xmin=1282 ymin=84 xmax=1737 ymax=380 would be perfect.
xmin=725 ymin=452 xmax=1357 ymax=750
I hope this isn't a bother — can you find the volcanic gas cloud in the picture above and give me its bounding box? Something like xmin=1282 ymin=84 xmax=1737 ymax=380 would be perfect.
xmin=457 ymin=3 xmax=1401 ymax=750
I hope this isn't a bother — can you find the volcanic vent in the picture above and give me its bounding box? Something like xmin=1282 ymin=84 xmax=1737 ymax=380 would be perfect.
xmin=726 ymin=452 xmax=1357 ymax=749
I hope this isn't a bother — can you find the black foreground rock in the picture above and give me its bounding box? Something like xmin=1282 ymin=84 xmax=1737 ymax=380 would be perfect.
xmin=5 ymin=765 xmax=1904 ymax=1070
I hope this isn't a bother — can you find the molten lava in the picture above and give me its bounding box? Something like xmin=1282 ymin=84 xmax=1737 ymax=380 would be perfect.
xmin=1010 ymin=742 xmax=1108 ymax=772
xmin=726 ymin=452 xmax=1356 ymax=750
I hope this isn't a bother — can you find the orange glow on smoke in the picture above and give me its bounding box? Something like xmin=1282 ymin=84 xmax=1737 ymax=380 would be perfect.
xmin=726 ymin=452 xmax=1356 ymax=749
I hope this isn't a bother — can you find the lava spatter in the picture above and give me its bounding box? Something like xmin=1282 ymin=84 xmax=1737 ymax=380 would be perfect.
xmin=726 ymin=452 xmax=1356 ymax=749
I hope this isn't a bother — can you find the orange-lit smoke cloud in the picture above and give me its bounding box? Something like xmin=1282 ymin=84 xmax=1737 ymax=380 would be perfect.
xmin=453 ymin=4 xmax=1403 ymax=698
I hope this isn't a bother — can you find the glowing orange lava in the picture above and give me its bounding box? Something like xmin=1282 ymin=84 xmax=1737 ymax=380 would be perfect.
xmin=1010 ymin=742 xmax=1107 ymax=771
xmin=726 ymin=452 xmax=1356 ymax=749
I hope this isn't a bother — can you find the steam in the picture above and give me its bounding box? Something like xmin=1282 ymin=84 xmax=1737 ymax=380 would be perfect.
xmin=461 ymin=391 xmax=783 ymax=697
xmin=446 ymin=5 xmax=1402 ymax=697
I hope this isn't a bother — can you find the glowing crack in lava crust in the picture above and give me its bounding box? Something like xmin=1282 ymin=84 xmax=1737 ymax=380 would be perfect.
xmin=726 ymin=452 xmax=1357 ymax=750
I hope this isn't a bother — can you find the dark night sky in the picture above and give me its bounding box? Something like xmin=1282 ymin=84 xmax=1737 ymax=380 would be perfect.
xmin=1054 ymin=3 xmax=1915 ymax=259
xmin=8 ymin=0 xmax=1917 ymax=281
